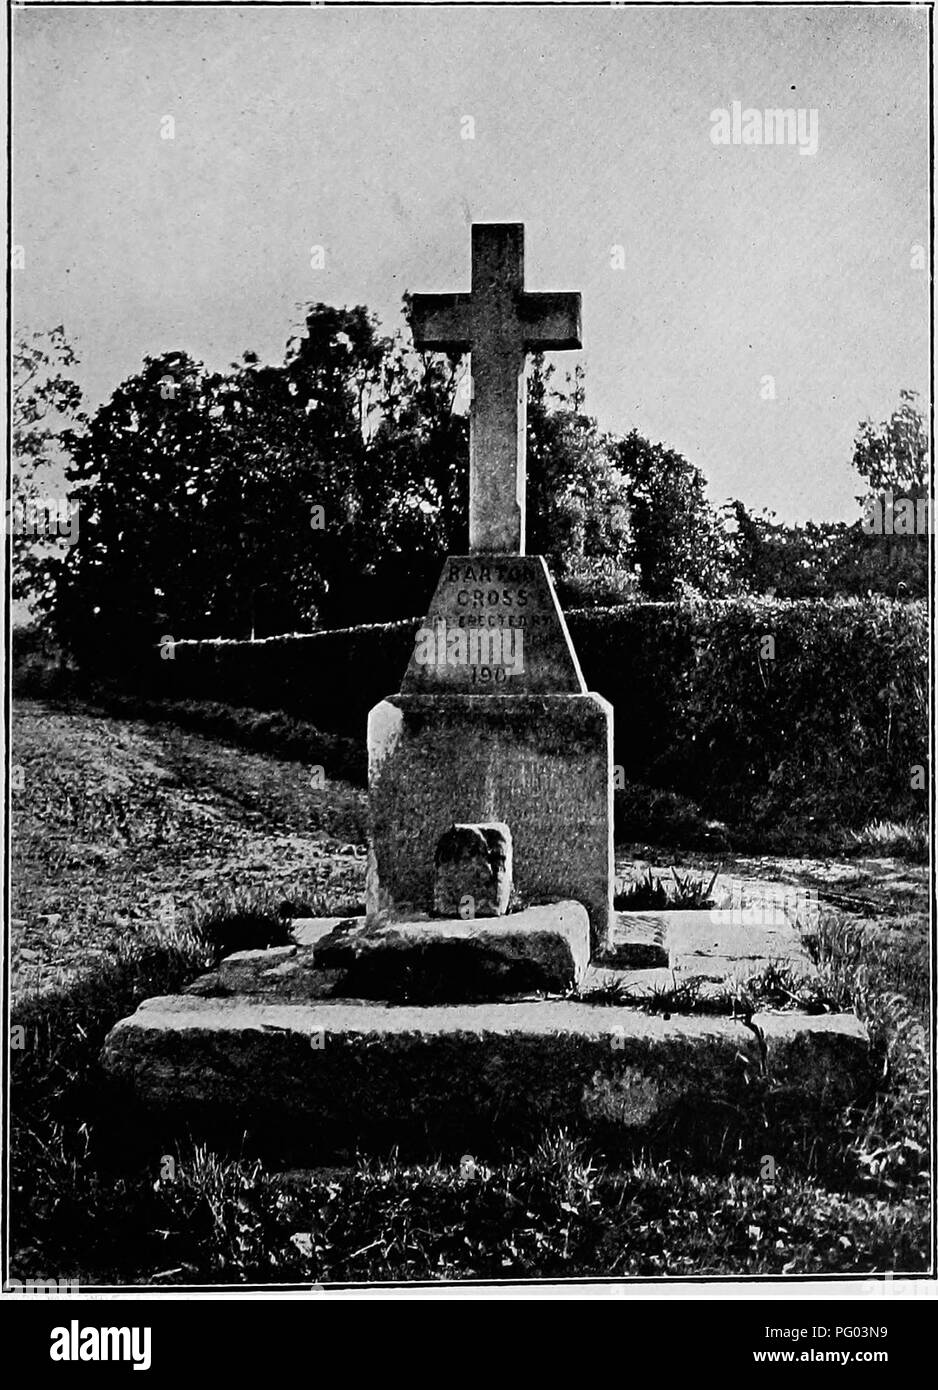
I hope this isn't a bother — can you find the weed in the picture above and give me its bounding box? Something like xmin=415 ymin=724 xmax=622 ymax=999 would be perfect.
xmin=613 ymin=866 xmax=718 ymax=912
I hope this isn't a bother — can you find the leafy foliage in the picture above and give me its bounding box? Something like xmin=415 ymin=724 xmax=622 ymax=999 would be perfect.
xmin=727 ymin=391 xmax=930 ymax=600
xmin=613 ymin=867 xmax=717 ymax=911
xmin=53 ymin=306 xmax=641 ymax=661
xmin=611 ymin=430 xmax=731 ymax=598
xmin=10 ymin=327 xmax=85 ymax=613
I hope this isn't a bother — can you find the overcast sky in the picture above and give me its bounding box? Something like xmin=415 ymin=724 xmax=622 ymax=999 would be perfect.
xmin=12 ymin=3 xmax=930 ymax=522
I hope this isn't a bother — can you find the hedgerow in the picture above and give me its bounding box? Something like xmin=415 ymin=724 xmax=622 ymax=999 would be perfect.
xmin=80 ymin=596 xmax=927 ymax=834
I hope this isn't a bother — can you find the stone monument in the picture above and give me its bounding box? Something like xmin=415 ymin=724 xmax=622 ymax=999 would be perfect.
xmin=366 ymin=223 xmax=614 ymax=955
xmin=102 ymin=223 xmax=869 ymax=1156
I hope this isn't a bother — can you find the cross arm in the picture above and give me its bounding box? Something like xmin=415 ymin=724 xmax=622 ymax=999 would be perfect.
xmin=410 ymin=293 xmax=473 ymax=351
xmin=520 ymin=292 xmax=582 ymax=350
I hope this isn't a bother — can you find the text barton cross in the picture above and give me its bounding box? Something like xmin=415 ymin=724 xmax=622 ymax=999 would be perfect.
xmin=411 ymin=223 xmax=581 ymax=554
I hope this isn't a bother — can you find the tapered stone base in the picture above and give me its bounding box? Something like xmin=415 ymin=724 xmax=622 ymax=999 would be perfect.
xmin=366 ymin=692 xmax=614 ymax=953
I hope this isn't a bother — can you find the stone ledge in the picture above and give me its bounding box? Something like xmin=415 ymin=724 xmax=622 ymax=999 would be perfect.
xmin=291 ymin=918 xmax=351 ymax=949
xmin=102 ymin=996 xmax=871 ymax=1151
xmin=314 ymin=900 xmax=590 ymax=1001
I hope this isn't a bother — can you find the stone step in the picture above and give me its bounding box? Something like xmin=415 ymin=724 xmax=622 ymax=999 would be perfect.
xmin=185 ymin=903 xmax=591 ymax=1005
xmin=600 ymin=908 xmax=815 ymax=980
xmin=101 ymin=996 xmax=870 ymax=1153
xmin=601 ymin=912 xmax=669 ymax=969
xmin=187 ymin=905 xmax=819 ymax=1006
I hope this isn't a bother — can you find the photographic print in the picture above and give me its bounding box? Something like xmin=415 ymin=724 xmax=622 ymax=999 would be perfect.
xmin=2 ymin=0 xmax=934 ymax=1322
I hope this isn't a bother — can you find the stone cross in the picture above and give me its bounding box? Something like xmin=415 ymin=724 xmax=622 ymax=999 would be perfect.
xmin=411 ymin=223 xmax=581 ymax=555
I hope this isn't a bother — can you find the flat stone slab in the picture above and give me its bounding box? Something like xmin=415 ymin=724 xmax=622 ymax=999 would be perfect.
xmin=314 ymin=900 xmax=590 ymax=1001
xmin=102 ymin=996 xmax=871 ymax=1151
xmin=581 ymin=907 xmax=820 ymax=1001
xmin=291 ymin=918 xmax=349 ymax=949
xmin=185 ymin=943 xmax=338 ymax=1001
xmin=668 ymin=909 xmax=815 ymax=981
xmin=594 ymin=908 xmax=814 ymax=981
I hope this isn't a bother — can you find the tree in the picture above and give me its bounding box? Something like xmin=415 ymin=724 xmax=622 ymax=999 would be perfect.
xmin=725 ymin=503 xmax=852 ymax=597
xmin=839 ymin=390 xmax=929 ymax=599
xmin=10 ymin=327 xmax=84 ymax=617
xmin=54 ymin=303 xmax=461 ymax=658
xmin=724 ymin=391 xmax=930 ymax=600
xmin=611 ymin=430 xmax=730 ymax=598
xmin=852 ymin=389 xmax=929 ymax=497
xmin=526 ymin=357 xmax=634 ymax=604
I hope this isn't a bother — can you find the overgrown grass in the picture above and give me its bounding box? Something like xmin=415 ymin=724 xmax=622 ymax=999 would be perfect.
xmin=149 ymin=1141 xmax=926 ymax=1281
xmin=26 ymin=1136 xmax=924 ymax=1284
xmin=192 ymin=888 xmax=294 ymax=964
xmin=10 ymin=890 xmax=317 ymax=1279
xmin=613 ymin=867 xmax=718 ymax=911
xmin=847 ymin=818 xmax=929 ymax=863
xmin=10 ymin=892 xmax=930 ymax=1283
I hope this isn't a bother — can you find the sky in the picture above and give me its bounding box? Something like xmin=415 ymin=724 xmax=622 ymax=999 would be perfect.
xmin=12 ymin=2 xmax=931 ymax=522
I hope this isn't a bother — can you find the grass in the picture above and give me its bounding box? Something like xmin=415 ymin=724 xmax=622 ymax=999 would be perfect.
xmin=847 ymin=818 xmax=929 ymax=863
xmin=613 ymin=866 xmax=718 ymax=911
xmin=10 ymin=896 xmax=930 ymax=1283
xmin=14 ymin=1132 xmax=928 ymax=1285
xmin=10 ymin=890 xmax=320 ymax=1281
xmin=83 ymin=688 xmax=366 ymax=787
xmin=10 ymin=697 xmax=367 ymax=984
xmin=192 ymin=888 xmax=294 ymax=964
xmin=146 ymin=1144 xmax=926 ymax=1281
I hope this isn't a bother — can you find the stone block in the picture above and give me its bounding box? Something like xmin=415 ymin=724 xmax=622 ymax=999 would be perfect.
xmin=217 ymin=945 xmax=297 ymax=991
xmin=433 ymin=822 xmax=512 ymax=917
xmin=314 ymin=900 xmax=590 ymax=1001
xmin=185 ymin=944 xmax=336 ymax=1001
xmin=291 ymin=918 xmax=351 ymax=950
xmin=601 ymin=912 xmax=669 ymax=969
xmin=101 ymin=996 xmax=871 ymax=1153
xmin=401 ymin=555 xmax=585 ymax=695
xmin=367 ymin=692 xmax=613 ymax=952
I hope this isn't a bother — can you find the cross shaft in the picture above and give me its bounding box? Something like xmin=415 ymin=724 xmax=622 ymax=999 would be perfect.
xmin=411 ymin=223 xmax=581 ymax=554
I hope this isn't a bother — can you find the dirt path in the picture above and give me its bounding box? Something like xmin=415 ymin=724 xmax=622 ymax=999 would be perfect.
xmin=9 ymin=699 xmax=368 ymax=994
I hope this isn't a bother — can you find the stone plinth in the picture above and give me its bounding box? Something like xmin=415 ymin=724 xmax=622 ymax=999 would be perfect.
xmin=366 ymin=692 xmax=613 ymax=953
xmin=402 ymin=555 xmax=585 ymax=695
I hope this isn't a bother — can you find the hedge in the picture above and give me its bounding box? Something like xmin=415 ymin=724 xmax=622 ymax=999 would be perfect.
xmin=134 ymin=597 xmax=927 ymax=832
